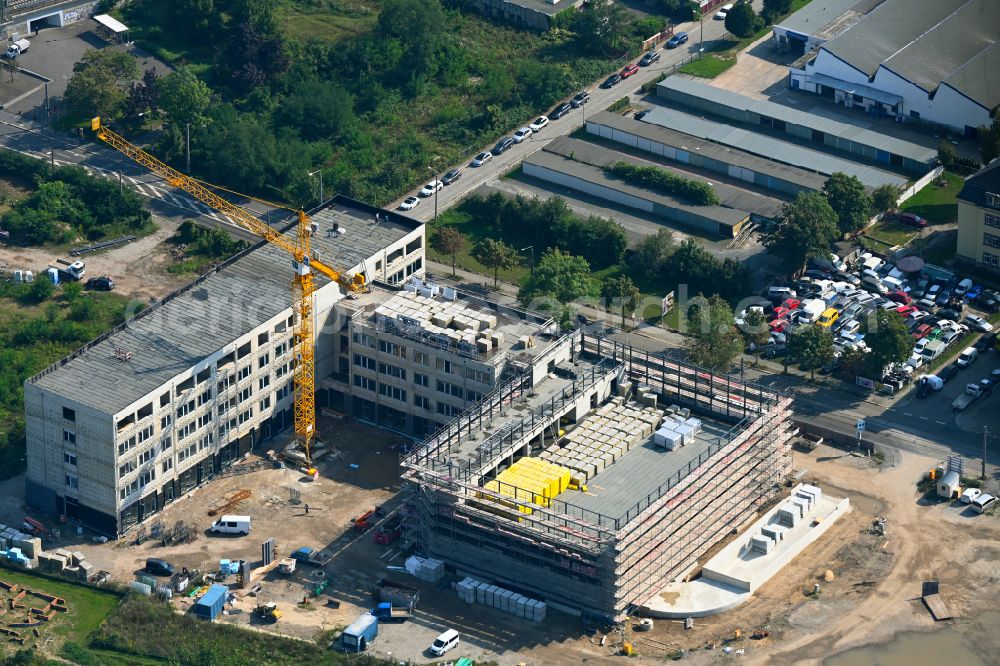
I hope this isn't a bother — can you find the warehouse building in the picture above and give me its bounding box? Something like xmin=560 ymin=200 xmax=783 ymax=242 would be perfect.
xmin=23 ymin=197 xmax=424 ymax=536
xmin=771 ymin=0 xmax=884 ymax=55
xmin=404 ymin=334 xmax=794 ymax=620
xmin=956 ymin=160 xmax=1000 ymax=275
xmin=465 ymin=0 xmax=584 ymax=31
xmin=657 ymin=76 xmax=937 ymax=174
xmin=788 ymin=0 xmax=1000 ymax=134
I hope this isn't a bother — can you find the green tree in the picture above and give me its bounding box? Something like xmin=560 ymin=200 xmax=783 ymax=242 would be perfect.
xmin=871 ymin=183 xmax=902 ymax=215
xmin=275 ymin=80 xmax=355 ymax=142
xmin=601 ymin=274 xmax=641 ymax=327
xmin=938 ymin=140 xmax=958 ymax=170
xmin=64 ymin=50 xmax=140 ymax=121
xmin=29 ymin=277 xmax=54 ymax=302
xmin=822 ymin=172 xmax=873 ymax=235
xmin=862 ymin=310 xmax=912 ymax=378
xmin=686 ymin=295 xmax=743 ymax=373
xmin=788 ymin=325 xmax=834 ymax=379
xmin=231 ymin=0 xmax=280 ymax=35
xmin=725 ymin=0 xmax=761 ymax=38
xmin=572 ymin=0 xmax=634 ymax=55
xmin=520 ymin=249 xmax=593 ymax=304
xmin=472 ymin=238 xmax=519 ymax=287
xmin=431 ymin=227 xmax=466 ymax=277
xmin=976 ymin=117 xmax=1000 ymax=164
xmin=762 ymin=192 xmax=839 ymax=274
xmin=62 ymin=281 xmax=82 ymax=302
xmin=630 ymin=228 xmax=675 ymax=279
xmin=741 ymin=308 xmax=770 ymax=358
xmin=376 ymin=0 xmax=446 ymax=93
xmin=761 ymin=0 xmax=793 ymax=21
xmin=158 ymin=67 xmax=213 ymax=126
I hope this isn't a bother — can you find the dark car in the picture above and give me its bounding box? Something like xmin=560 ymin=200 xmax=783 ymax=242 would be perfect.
xmin=550 ymin=102 xmax=572 ymax=119
xmin=86 ymin=275 xmax=115 ymax=291
xmin=145 ymin=558 xmax=175 ymax=577
xmin=896 ymin=212 xmax=927 ymax=229
xmin=665 ymin=31 xmax=689 ymax=49
xmin=915 ymin=377 xmax=932 ymax=398
xmin=938 ymin=363 xmax=960 ymax=383
xmin=975 ymin=331 xmax=997 ymax=352
xmin=639 ymin=50 xmax=660 ymax=66
xmin=570 ymin=91 xmax=590 ymax=108
xmin=600 ymin=73 xmax=622 ymax=89
xmin=441 ymin=168 xmax=462 ymax=185
xmin=634 ymin=109 xmax=650 ymax=120
xmin=492 ymin=137 xmax=515 ymax=155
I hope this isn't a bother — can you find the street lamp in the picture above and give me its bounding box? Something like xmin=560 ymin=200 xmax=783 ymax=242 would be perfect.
xmin=427 ymin=156 xmax=443 ymax=220
xmin=520 ymin=245 xmax=534 ymax=278
xmin=308 ymin=169 xmax=324 ymax=207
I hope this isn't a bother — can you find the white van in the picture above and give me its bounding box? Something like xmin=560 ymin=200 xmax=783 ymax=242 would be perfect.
xmin=861 ymin=274 xmax=888 ymax=295
xmin=429 ymin=629 xmax=460 ymax=656
xmin=209 ymin=515 xmax=251 ymax=535
xmin=971 ymin=494 xmax=996 ymax=514
xmin=767 ymin=286 xmax=796 ymax=300
xmin=956 ymin=347 xmax=977 ymax=368
xmin=882 ymin=276 xmax=905 ymax=292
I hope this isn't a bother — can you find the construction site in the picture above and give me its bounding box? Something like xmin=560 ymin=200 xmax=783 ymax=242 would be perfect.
xmin=403 ymin=333 xmax=795 ymax=621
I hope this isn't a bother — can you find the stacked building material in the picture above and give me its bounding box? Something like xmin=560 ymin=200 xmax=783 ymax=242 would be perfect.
xmin=405 ymin=555 xmax=445 ymax=582
xmin=456 ymin=577 xmax=546 ymax=622
xmin=374 ymin=290 xmax=501 ymax=353
xmin=479 ymin=457 xmax=573 ymax=514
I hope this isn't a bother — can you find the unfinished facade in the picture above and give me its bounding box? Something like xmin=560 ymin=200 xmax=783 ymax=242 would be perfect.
xmin=403 ymin=334 xmax=794 ymax=620
xmin=24 ymin=197 xmax=424 ymax=536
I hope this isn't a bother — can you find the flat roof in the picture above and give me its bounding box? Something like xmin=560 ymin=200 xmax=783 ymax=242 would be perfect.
xmin=524 ymin=150 xmax=750 ymax=229
xmin=587 ymin=111 xmax=831 ymax=192
xmin=659 ymin=77 xmax=938 ymax=165
xmin=499 ymin=0 xmax=581 ymax=17
xmin=640 ymin=106 xmax=908 ymax=189
xmin=775 ymin=0 xmax=875 ymax=40
xmin=93 ymin=14 xmax=128 ymax=33
xmin=29 ymin=196 xmax=420 ymax=415
xmin=544 ymin=136 xmax=784 ymax=219
xmin=558 ymin=419 xmax=732 ymax=519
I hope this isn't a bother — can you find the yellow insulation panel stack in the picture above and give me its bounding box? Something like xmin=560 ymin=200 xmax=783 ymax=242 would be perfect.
xmin=478 ymin=458 xmax=575 ymax=515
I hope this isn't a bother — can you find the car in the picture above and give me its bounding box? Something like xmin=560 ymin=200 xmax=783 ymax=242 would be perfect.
xmin=965 ymin=284 xmax=983 ymax=300
xmin=715 ymin=3 xmax=734 ymax=19
xmin=665 ymin=32 xmax=689 ymax=49
xmin=896 ymin=212 xmax=927 ymax=229
xmin=832 ymin=270 xmax=861 ymax=285
xmin=769 ymin=318 xmax=789 ymax=334
xmin=938 ymin=308 xmax=963 ymax=321
xmin=781 ymin=298 xmax=801 ymax=310
xmin=887 ymin=289 xmax=911 ymax=305
xmin=938 ymin=363 xmax=960 ymax=383
xmin=912 ymin=324 xmax=932 ymax=340
xmin=961 ymin=488 xmax=983 ymax=504
xmin=954 ymin=278 xmax=973 ymax=296
xmin=965 ymin=314 xmax=993 ymax=332
xmin=634 ymin=109 xmax=650 ymax=120
xmin=86 ymin=275 xmax=115 ymax=291
xmin=906 ymin=352 xmax=924 ymax=370
xmin=974 ymin=332 xmax=997 ymax=351
xmin=442 ymin=168 xmax=462 ymax=185
xmin=419 ymin=180 xmax=443 ymax=197
xmin=429 ymin=629 xmax=460 ymax=656
xmin=639 ymin=50 xmax=661 ymax=66
xmin=802 ymin=269 xmax=828 ymax=280
xmin=993 ymin=368 xmax=1000 ymax=383
xmin=512 ymin=127 xmax=532 ymax=144
xmin=941 ymin=329 xmax=961 ymax=345
xmin=570 ymin=91 xmax=590 ymax=108
xmin=935 ymin=288 xmax=952 ymax=306
xmin=600 ymin=73 xmax=622 ymax=88
xmin=529 ymin=116 xmax=549 ymax=132
xmin=145 ymin=558 xmax=175 ymax=577
xmin=621 ymin=63 xmax=639 ymax=78
xmin=471 ymin=151 xmax=493 ymax=167
xmin=399 ymin=196 xmax=419 ymax=210
xmin=492 ymin=137 xmax=515 ymax=154
xmin=550 ymin=102 xmax=572 ymax=119
xmin=914 ymin=298 xmax=937 ymax=313
xmin=894 ymin=305 xmax=917 ymax=317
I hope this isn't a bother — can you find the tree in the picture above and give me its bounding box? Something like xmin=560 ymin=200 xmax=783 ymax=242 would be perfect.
xmin=62 ymin=281 xmax=82 ymax=302
xmin=630 ymin=228 xmax=675 ymax=279
xmin=601 ymin=274 xmax=641 ymax=327
xmin=276 ymin=80 xmax=355 ymax=143
xmin=158 ymin=67 xmax=213 ymax=127
xmin=64 ymin=50 xmax=140 ymax=121
xmin=871 ymin=183 xmax=902 ymax=215
xmin=376 ymin=0 xmax=446 ymax=93
xmin=472 ymin=238 xmax=519 ymax=287
xmin=762 ymin=0 xmax=793 ymax=21
xmin=725 ymin=0 xmax=761 ymax=38
xmin=938 ymin=140 xmax=958 ymax=170
xmin=686 ymin=295 xmax=743 ymax=373
xmin=572 ymin=0 xmax=634 ymax=56
xmin=125 ymin=68 xmax=158 ymax=125
xmin=519 ymin=249 xmax=593 ymax=305
xmin=977 ymin=117 xmax=1000 ymax=164
xmin=762 ymin=192 xmax=839 ymax=274
xmin=231 ymin=0 xmax=280 ymax=35
xmin=741 ymin=308 xmax=770 ymax=358
xmin=788 ymin=325 xmax=834 ymax=379
xmin=862 ymin=310 xmax=912 ymax=379
xmin=29 ymin=277 xmax=54 ymax=302
xmin=822 ymin=172 xmax=872 ymax=235
xmin=431 ymin=227 xmax=466 ymax=277
xmin=223 ymin=21 xmax=289 ymax=94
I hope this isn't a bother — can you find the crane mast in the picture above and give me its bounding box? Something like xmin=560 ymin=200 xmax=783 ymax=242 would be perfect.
xmin=92 ymin=118 xmax=364 ymax=465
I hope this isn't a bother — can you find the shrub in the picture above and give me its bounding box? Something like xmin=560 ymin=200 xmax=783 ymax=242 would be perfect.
xmin=606 ymin=161 xmax=720 ymax=205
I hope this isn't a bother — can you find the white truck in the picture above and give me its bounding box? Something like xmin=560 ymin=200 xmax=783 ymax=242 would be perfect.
xmin=48 ymin=258 xmax=86 ymax=281
xmin=798 ymin=298 xmax=826 ymax=324
xmin=4 ymin=39 xmax=29 ymax=59
xmin=951 ymin=383 xmax=983 ymax=412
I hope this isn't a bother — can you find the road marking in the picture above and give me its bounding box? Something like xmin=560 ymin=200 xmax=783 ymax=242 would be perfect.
xmin=919 ymin=416 xmax=928 ymax=420
xmin=902 ymin=412 xmax=912 ymax=416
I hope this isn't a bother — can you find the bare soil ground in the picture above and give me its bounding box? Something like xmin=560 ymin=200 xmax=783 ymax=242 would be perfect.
xmin=0 ymin=214 xmax=189 ymax=301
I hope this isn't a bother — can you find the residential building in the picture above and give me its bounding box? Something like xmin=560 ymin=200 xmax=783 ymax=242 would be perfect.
xmin=957 ymin=160 xmax=1000 ymax=275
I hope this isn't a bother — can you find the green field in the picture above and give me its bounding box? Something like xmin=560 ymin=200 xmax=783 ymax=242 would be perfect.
xmin=678 ymin=54 xmax=737 ymax=78
xmin=900 ymin=172 xmax=964 ymax=225
xmin=864 ymin=220 xmax=919 ymax=247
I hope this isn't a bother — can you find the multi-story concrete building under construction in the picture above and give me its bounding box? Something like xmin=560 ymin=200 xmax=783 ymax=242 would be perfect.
xmin=402 ymin=333 xmax=794 ymax=620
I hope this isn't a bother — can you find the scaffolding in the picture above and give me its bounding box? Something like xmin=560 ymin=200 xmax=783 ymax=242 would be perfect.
xmin=403 ymin=332 xmax=794 ymax=620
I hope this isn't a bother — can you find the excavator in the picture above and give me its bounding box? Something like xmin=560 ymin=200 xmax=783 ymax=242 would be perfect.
xmin=91 ymin=117 xmax=365 ymax=466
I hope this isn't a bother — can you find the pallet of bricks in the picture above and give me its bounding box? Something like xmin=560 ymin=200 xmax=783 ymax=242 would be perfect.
xmin=456 ymin=577 xmax=546 ymax=622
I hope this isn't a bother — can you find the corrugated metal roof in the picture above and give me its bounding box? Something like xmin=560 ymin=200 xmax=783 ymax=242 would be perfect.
xmin=641 ymin=107 xmax=907 ymax=189
xmin=940 ymin=42 xmax=1000 ymax=113
xmin=660 ymin=77 xmax=937 ymax=164
xmin=774 ymin=0 xmax=870 ymax=38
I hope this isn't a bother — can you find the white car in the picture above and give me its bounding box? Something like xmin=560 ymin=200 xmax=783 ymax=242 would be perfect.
xmin=529 ymin=116 xmax=549 ymax=132
xmin=471 ymin=151 xmax=492 ymax=167
xmin=906 ymin=352 xmax=923 ymax=370
xmin=399 ymin=196 xmax=419 ymax=211
xmin=512 ymin=127 xmax=532 ymax=143
xmin=961 ymin=487 xmax=982 ymax=504
xmin=419 ymin=180 xmax=443 ymax=197
xmin=964 ymin=314 xmax=993 ymax=332
xmin=715 ymin=3 xmax=734 ymax=19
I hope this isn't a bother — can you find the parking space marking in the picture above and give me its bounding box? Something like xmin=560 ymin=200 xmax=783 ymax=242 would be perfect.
xmin=919 ymin=416 xmax=929 ymax=420
xmin=936 ymin=421 xmax=947 ymax=425
xmin=903 ymin=412 xmax=912 ymax=416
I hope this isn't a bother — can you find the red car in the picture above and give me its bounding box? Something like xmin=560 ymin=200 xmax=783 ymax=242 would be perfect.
xmin=887 ymin=290 xmax=911 ymax=305
xmin=770 ymin=306 xmax=790 ymax=321
xmin=912 ymin=323 xmax=932 ymax=339
xmin=769 ymin=318 xmax=788 ymax=333
xmin=897 ymin=212 xmax=927 ymax=229
xmin=781 ymin=298 xmax=801 ymax=310
xmin=621 ymin=63 xmax=639 ymax=78
xmin=894 ymin=305 xmax=917 ymax=316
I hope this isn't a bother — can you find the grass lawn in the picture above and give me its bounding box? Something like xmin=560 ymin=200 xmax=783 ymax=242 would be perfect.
xmin=276 ymin=0 xmax=380 ymax=42
xmin=428 ymin=207 xmax=532 ymax=286
xmin=678 ymin=54 xmax=736 ymax=78
xmin=864 ymin=220 xmax=919 ymax=247
xmin=900 ymin=172 xmax=964 ymax=225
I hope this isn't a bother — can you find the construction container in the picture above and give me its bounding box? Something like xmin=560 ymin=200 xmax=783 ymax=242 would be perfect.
xmin=194 ymin=584 xmax=228 ymax=621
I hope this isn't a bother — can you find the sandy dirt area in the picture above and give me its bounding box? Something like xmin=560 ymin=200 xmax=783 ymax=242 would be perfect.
xmin=0 ymin=214 xmax=190 ymax=302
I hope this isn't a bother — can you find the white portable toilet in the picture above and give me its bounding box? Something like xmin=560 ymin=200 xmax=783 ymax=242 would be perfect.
xmin=937 ymin=470 xmax=960 ymax=499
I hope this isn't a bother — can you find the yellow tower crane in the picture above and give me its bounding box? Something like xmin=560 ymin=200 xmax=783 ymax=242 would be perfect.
xmin=91 ymin=117 xmax=365 ymax=465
